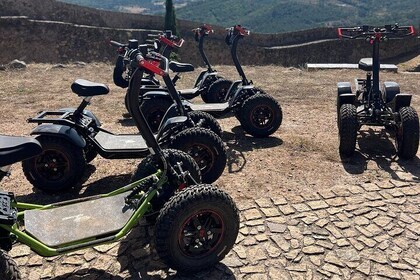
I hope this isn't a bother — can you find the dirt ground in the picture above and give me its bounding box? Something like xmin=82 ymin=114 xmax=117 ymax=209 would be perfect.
xmin=0 ymin=58 xmax=419 ymax=204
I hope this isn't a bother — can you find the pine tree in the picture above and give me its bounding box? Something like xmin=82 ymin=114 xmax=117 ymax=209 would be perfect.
xmin=164 ymin=0 xmax=178 ymax=35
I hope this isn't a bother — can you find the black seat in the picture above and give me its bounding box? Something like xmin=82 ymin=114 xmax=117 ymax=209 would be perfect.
xmin=71 ymin=79 xmax=110 ymax=97
xmin=0 ymin=136 xmax=42 ymax=166
xmin=169 ymin=62 xmax=195 ymax=73
xmin=358 ymin=58 xmax=373 ymax=72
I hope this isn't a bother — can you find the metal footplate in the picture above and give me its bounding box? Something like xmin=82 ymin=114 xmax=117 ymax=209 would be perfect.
xmin=24 ymin=193 xmax=135 ymax=247
xmin=189 ymin=102 xmax=230 ymax=112
xmin=0 ymin=192 xmax=17 ymax=225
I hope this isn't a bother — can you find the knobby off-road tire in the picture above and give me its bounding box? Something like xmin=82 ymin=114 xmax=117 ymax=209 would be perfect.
xmin=396 ymin=106 xmax=419 ymax=159
xmin=204 ymin=79 xmax=233 ymax=103
xmin=239 ymin=93 xmax=282 ymax=137
xmin=0 ymin=250 xmax=21 ymax=280
xmin=338 ymin=104 xmax=358 ymax=156
xmin=155 ymin=184 xmax=239 ymax=273
xmin=22 ymin=136 xmax=86 ymax=192
xmin=124 ymin=91 xmax=131 ymax=116
xmin=169 ymin=127 xmax=226 ymax=184
xmin=234 ymin=87 xmax=267 ymax=123
xmin=131 ymin=149 xmax=201 ymax=220
xmin=140 ymin=96 xmax=173 ymax=133
xmin=187 ymin=111 xmax=223 ymax=137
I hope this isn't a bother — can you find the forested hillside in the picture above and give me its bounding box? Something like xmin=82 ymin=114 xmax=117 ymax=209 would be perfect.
xmin=58 ymin=0 xmax=420 ymax=33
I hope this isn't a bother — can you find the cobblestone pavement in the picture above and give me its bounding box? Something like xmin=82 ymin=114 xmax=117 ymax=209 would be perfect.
xmin=13 ymin=179 xmax=420 ymax=279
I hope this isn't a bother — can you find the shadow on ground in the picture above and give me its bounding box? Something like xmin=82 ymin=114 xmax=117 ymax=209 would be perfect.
xmin=223 ymin=125 xmax=283 ymax=173
xmin=48 ymin=223 xmax=236 ymax=280
xmin=16 ymin=172 xmax=133 ymax=204
xmin=341 ymin=128 xmax=420 ymax=180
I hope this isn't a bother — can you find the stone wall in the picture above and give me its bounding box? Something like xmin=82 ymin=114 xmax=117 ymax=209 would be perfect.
xmin=0 ymin=0 xmax=419 ymax=67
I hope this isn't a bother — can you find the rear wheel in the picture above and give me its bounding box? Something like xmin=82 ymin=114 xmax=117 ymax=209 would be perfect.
xmin=140 ymin=96 xmax=173 ymax=133
xmin=169 ymin=127 xmax=226 ymax=183
xmin=155 ymin=184 xmax=239 ymax=273
xmin=131 ymin=149 xmax=201 ymax=222
xmin=338 ymin=104 xmax=358 ymax=156
xmin=0 ymin=250 xmax=21 ymax=280
xmin=203 ymin=79 xmax=232 ymax=103
xmin=396 ymin=106 xmax=419 ymax=159
xmin=188 ymin=111 xmax=223 ymax=137
xmin=239 ymin=94 xmax=282 ymax=137
xmin=22 ymin=136 xmax=86 ymax=192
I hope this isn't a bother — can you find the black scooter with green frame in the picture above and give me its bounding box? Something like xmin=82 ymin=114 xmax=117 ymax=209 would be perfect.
xmin=0 ymin=56 xmax=240 ymax=279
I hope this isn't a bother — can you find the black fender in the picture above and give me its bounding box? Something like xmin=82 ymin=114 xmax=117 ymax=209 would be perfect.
xmin=338 ymin=93 xmax=356 ymax=108
xmin=58 ymin=108 xmax=101 ymax=127
xmin=194 ymin=70 xmax=208 ymax=88
xmin=392 ymin=94 xmax=412 ymax=112
xmin=156 ymin=116 xmax=188 ymax=141
xmin=337 ymin=82 xmax=352 ymax=95
xmin=113 ymin=56 xmax=129 ymax=89
xmin=158 ymin=104 xmax=179 ymax=131
xmin=142 ymin=90 xmax=171 ymax=101
xmin=30 ymin=124 xmax=86 ymax=148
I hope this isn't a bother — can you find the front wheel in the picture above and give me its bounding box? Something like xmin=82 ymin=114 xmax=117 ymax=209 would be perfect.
xmin=131 ymin=149 xmax=201 ymax=216
xmin=187 ymin=111 xmax=223 ymax=137
xmin=22 ymin=136 xmax=86 ymax=192
xmin=239 ymin=94 xmax=282 ymax=137
xmin=0 ymin=250 xmax=21 ymax=280
xmin=155 ymin=184 xmax=239 ymax=273
xmin=338 ymin=104 xmax=358 ymax=156
xmin=203 ymin=79 xmax=232 ymax=103
xmin=169 ymin=127 xmax=226 ymax=183
xmin=140 ymin=96 xmax=173 ymax=133
xmin=396 ymin=106 xmax=419 ymax=159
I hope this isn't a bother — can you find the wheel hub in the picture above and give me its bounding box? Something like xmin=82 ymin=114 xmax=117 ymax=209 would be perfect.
xmin=179 ymin=210 xmax=223 ymax=257
xmin=251 ymin=105 xmax=274 ymax=128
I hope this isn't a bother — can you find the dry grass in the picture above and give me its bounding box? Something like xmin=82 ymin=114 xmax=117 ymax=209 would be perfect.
xmin=0 ymin=60 xmax=419 ymax=203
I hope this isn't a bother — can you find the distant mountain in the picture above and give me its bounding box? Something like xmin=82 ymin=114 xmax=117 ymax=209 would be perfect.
xmin=58 ymin=0 xmax=420 ymax=33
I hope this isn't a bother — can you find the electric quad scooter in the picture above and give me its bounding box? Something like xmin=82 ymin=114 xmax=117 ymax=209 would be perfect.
xmin=337 ymin=24 xmax=419 ymax=158
xmin=22 ymin=50 xmax=227 ymax=191
xmin=141 ymin=25 xmax=283 ymax=137
xmin=111 ymin=39 xmax=224 ymax=136
xmin=144 ymin=25 xmax=233 ymax=102
xmin=0 ymin=65 xmax=239 ymax=278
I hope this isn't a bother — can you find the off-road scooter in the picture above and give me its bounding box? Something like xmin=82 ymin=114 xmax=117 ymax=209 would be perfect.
xmin=337 ymin=24 xmax=419 ymax=158
xmin=22 ymin=48 xmax=227 ymax=191
xmin=112 ymin=38 xmax=224 ymax=136
xmin=141 ymin=25 xmax=283 ymax=137
xmin=0 ymin=56 xmax=239 ymax=279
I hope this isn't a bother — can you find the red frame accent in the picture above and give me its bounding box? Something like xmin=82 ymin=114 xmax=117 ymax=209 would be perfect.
xmin=337 ymin=28 xmax=343 ymax=39
xmin=138 ymin=59 xmax=166 ymax=77
xmin=159 ymin=35 xmax=184 ymax=48
xmin=234 ymin=25 xmax=250 ymax=36
xmin=409 ymin=26 xmax=415 ymax=36
xmin=202 ymin=24 xmax=213 ymax=33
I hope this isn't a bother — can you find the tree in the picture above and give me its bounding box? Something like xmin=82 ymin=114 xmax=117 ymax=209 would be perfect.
xmin=164 ymin=0 xmax=178 ymax=35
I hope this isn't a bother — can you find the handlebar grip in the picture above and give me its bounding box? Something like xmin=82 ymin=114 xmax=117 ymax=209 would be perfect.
xmin=109 ymin=40 xmax=127 ymax=48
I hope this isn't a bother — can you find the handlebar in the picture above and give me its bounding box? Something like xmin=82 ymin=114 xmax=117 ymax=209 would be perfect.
xmin=109 ymin=40 xmax=127 ymax=48
xmin=338 ymin=24 xmax=415 ymax=40
xmin=226 ymin=25 xmax=250 ymax=36
xmin=192 ymin=24 xmax=214 ymax=36
xmin=135 ymin=51 xmax=169 ymax=77
xmin=159 ymin=34 xmax=184 ymax=48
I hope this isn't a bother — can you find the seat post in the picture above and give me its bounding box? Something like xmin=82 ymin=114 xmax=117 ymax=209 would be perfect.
xmin=372 ymin=39 xmax=380 ymax=96
xmin=73 ymin=97 xmax=92 ymax=118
